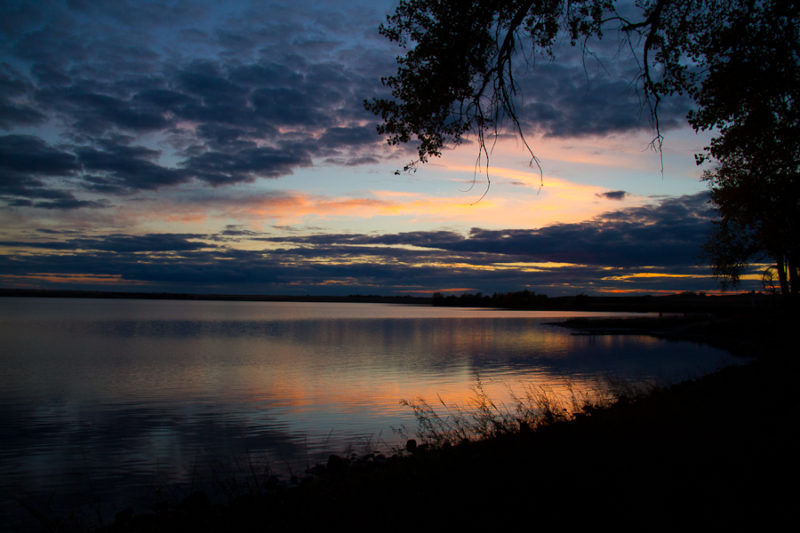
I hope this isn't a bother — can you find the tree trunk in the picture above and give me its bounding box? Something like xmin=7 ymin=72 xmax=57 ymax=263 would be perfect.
xmin=776 ymin=254 xmax=790 ymax=297
xmin=788 ymin=254 xmax=799 ymax=311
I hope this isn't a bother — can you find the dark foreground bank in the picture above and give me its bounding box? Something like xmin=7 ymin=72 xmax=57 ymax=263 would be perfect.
xmin=23 ymin=311 xmax=800 ymax=532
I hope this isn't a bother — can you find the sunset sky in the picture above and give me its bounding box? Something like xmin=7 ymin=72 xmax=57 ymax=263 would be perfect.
xmin=0 ymin=0 xmax=764 ymax=296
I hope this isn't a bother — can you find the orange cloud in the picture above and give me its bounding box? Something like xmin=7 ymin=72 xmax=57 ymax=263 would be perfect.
xmin=601 ymin=288 xmax=742 ymax=295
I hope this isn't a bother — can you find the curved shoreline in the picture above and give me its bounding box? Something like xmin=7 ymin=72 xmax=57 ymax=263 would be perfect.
xmin=21 ymin=312 xmax=800 ymax=531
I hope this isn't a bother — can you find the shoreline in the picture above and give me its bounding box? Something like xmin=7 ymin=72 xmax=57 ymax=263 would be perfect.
xmin=552 ymin=309 xmax=797 ymax=359
xmin=14 ymin=310 xmax=799 ymax=531
xmin=0 ymin=287 xmax=783 ymax=314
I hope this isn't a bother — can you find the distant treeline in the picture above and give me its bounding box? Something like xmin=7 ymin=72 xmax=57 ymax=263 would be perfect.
xmin=432 ymin=289 xmax=778 ymax=313
xmin=0 ymin=287 xmax=781 ymax=313
xmin=433 ymin=290 xmax=548 ymax=308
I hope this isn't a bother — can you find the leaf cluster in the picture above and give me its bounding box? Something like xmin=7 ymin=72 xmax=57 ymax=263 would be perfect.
xmin=364 ymin=0 xmax=744 ymax=168
xmin=364 ymin=0 xmax=617 ymax=169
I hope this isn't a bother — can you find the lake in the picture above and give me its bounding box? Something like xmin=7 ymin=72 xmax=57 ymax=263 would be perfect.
xmin=0 ymin=297 xmax=737 ymax=529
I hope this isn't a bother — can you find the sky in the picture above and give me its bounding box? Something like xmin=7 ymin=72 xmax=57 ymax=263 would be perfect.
xmin=0 ymin=0 xmax=764 ymax=296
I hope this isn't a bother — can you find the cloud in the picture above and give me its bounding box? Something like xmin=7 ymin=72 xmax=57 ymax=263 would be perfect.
xmin=0 ymin=1 xmax=399 ymax=210
xmin=0 ymin=135 xmax=103 ymax=208
xmin=38 ymin=86 xmax=172 ymax=134
xmin=318 ymin=126 xmax=379 ymax=149
xmin=0 ymin=63 xmax=47 ymax=128
xmin=7 ymin=196 xmax=109 ymax=210
xmin=181 ymin=145 xmax=313 ymax=185
xmin=258 ymin=193 xmax=715 ymax=272
xmin=0 ymin=135 xmax=79 ymax=176
xmin=76 ymin=140 xmax=188 ymax=191
xmin=0 ymin=233 xmax=207 ymax=252
xmin=78 ymin=233 xmax=209 ymax=253
xmin=596 ymin=190 xmax=628 ymax=200
xmin=0 ymin=1 xmax=724 ymax=295
xmin=0 ymin=193 xmax=725 ymax=295
xmin=448 ymin=194 xmax=714 ymax=267
xmin=0 ymin=0 xmax=697 ymax=214
xmin=0 ymin=102 xmax=47 ymax=129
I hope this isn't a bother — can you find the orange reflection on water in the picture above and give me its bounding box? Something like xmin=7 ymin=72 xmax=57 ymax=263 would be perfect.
xmin=219 ymin=317 xmax=615 ymax=424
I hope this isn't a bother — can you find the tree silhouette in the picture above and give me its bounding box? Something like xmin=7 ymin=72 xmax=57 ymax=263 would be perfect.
xmin=366 ymin=0 xmax=799 ymax=297
xmin=365 ymin=0 xmax=708 ymax=168
xmin=703 ymin=148 xmax=799 ymax=297
xmin=691 ymin=1 xmax=800 ymax=298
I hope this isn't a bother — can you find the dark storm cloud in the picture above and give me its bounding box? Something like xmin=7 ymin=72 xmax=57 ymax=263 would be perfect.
xmin=131 ymin=88 xmax=199 ymax=118
xmin=41 ymin=86 xmax=172 ymax=134
xmin=194 ymin=124 xmax=263 ymax=151
xmin=176 ymin=61 xmax=246 ymax=102
xmin=79 ymin=233 xmax=209 ymax=253
xmin=0 ymin=134 xmax=102 ymax=208
xmin=250 ymin=87 xmax=321 ymax=126
xmin=0 ymin=135 xmax=78 ymax=176
xmin=10 ymin=196 xmax=108 ymax=209
xmin=263 ymin=230 xmax=464 ymax=248
xmin=32 ymin=84 xmax=163 ymax=139
xmin=181 ymin=145 xmax=313 ymax=185
xmin=0 ymin=1 xmax=399 ymax=209
xmin=451 ymin=194 xmax=713 ymax=267
xmin=76 ymin=140 xmax=188 ymax=190
xmin=264 ymin=194 xmax=714 ymax=269
xmin=1 ymin=63 xmax=47 ymax=127
xmin=0 ymin=233 xmax=207 ymax=252
xmin=0 ymin=246 xmax=285 ymax=287
xmin=318 ymin=126 xmax=379 ymax=148
xmin=0 ymin=102 xmax=46 ymax=128
xmin=228 ymin=63 xmax=303 ymax=88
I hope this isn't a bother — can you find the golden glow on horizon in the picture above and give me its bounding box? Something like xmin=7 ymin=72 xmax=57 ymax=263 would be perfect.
xmin=119 ymin=170 xmax=652 ymax=233
xmin=0 ymin=273 xmax=146 ymax=285
xmin=444 ymin=130 xmax=678 ymax=175
xmin=414 ymin=260 xmax=588 ymax=273
xmin=417 ymin=261 xmax=500 ymax=271
xmin=602 ymin=272 xmax=714 ymax=281
xmin=738 ymin=273 xmax=764 ymax=281
xmin=503 ymin=261 xmax=587 ymax=269
xmin=443 ymin=164 xmax=623 ymax=199
xmin=601 ymin=288 xmax=747 ymax=295
xmin=402 ymin=287 xmax=476 ymax=294
xmin=316 ymin=278 xmax=376 ymax=287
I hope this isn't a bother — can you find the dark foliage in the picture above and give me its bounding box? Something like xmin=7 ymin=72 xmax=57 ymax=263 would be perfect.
xmin=365 ymin=0 xmax=712 ymax=168
xmin=692 ymin=1 xmax=800 ymax=296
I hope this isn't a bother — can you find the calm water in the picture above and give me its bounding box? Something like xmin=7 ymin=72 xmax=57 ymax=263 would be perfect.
xmin=0 ymin=298 xmax=736 ymax=528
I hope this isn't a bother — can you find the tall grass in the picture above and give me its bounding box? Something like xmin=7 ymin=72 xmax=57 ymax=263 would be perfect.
xmin=400 ymin=377 xmax=648 ymax=447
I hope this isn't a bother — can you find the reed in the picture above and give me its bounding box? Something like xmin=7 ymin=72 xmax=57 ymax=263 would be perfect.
xmin=399 ymin=377 xmax=642 ymax=448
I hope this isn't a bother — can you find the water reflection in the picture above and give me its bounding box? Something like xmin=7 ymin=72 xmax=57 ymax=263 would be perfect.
xmin=0 ymin=298 xmax=736 ymax=527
